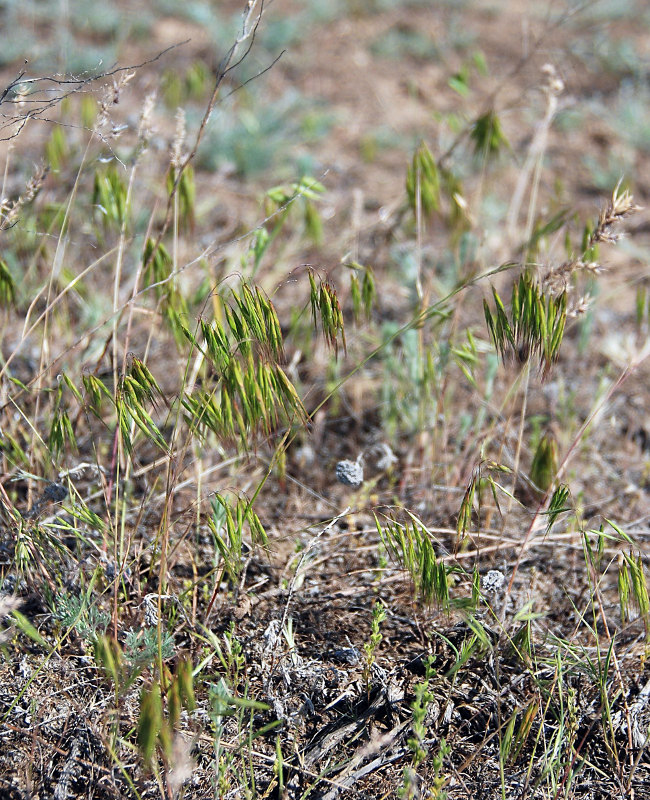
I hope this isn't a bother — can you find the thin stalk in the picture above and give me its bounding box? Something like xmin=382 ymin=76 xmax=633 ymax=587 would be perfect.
xmin=506 ymin=360 xmax=530 ymax=518
xmin=505 ymin=345 xmax=650 ymax=601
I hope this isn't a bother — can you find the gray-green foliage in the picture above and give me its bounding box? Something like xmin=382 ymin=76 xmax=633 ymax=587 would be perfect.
xmin=53 ymin=591 xmax=110 ymax=643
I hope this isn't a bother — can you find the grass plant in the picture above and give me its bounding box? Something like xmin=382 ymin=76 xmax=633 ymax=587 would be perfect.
xmin=1 ymin=1 xmax=650 ymax=798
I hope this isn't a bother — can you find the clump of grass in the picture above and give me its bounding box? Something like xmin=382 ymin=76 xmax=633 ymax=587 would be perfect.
xmin=208 ymin=492 xmax=268 ymax=588
xmin=376 ymin=510 xmax=453 ymax=608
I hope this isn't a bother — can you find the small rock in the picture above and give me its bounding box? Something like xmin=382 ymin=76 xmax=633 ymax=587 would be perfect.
xmin=335 ymin=459 xmax=364 ymax=487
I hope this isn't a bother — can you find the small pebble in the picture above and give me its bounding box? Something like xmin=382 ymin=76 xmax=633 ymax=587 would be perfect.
xmin=335 ymin=459 xmax=364 ymax=487
xmin=482 ymin=569 xmax=505 ymax=594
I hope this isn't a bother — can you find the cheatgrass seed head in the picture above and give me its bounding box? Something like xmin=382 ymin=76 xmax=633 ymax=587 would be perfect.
xmin=594 ymin=182 xmax=640 ymax=243
xmin=171 ymin=107 xmax=186 ymax=168
xmin=530 ymin=429 xmax=559 ymax=495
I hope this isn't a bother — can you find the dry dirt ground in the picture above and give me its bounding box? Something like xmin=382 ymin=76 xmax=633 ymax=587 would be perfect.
xmin=1 ymin=1 xmax=650 ymax=798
